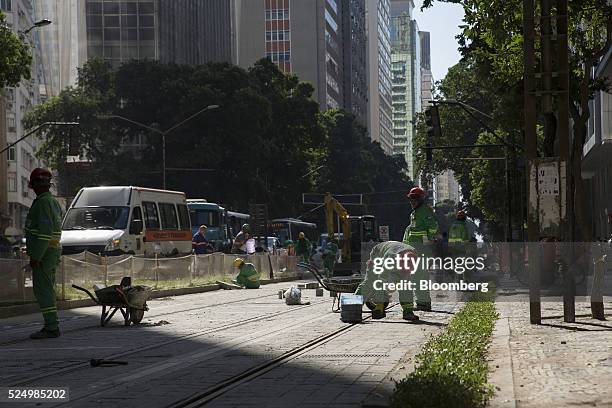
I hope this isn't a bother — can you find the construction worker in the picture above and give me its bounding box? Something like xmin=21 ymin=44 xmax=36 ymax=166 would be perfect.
xmin=322 ymin=235 xmax=339 ymax=278
xmin=25 ymin=168 xmax=63 ymax=339
xmin=231 ymin=223 xmax=250 ymax=254
xmin=285 ymin=239 xmax=295 ymax=256
xmin=232 ymin=258 xmax=261 ymax=289
xmin=449 ymin=211 xmax=470 ymax=243
xmin=192 ymin=225 xmax=213 ymax=254
xmin=355 ymin=241 xmax=420 ymax=321
xmin=402 ymin=187 xmax=437 ymax=313
xmin=295 ymin=232 xmax=312 ymax=263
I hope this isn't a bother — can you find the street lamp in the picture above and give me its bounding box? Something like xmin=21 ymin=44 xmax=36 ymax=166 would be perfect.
xmin=97 ymin=104 xmax=219 ymax=189
xmin=23 ymin=19 xmax=52 ymax=35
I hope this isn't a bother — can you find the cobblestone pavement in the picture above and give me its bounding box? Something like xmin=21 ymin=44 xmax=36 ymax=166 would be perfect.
xmin=490 ymin=296 xmax=612 ymax=408
xmin=0 ymin=281 xmax=460 ymax=408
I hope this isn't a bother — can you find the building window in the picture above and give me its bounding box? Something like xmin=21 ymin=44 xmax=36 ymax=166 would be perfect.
xmin=0 ymin=0 xmax=12 ymax=11
xmin=7 ymin=173 xmax=16 ymax=192
xmin=6 ymin=146 xmax=15 ymax=161
xmin=21 ymin=177 xmax=29 ymax=198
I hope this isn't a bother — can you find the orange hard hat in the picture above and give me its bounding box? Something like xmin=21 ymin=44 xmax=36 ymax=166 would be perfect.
xmin=407 ymin=187 xmax=426 ymax=200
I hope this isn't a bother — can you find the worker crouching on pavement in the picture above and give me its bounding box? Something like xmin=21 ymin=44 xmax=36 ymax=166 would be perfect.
xmin=402 ymin=187 xmax=437 ymax=313
xmin=26 ymin=168 xmax=63 ymax=339
xmin=355 ymin=241 xmax=421 ymax=321
xmin=232 ymin=258 xmax=261 ymax=289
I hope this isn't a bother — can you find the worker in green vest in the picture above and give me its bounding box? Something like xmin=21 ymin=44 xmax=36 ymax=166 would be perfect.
xmin=355 ymin=241 xmax=420 ymax=321
xmin=449 ymin=210 xmax=470 ymax=243
xmin=402 ymin=187 xmax=437 ymax=314
xmin=295 ymin=232 xmax=312 ymax=263
xmin=233 ymin=258 xmax=261 ymax=289
xmin=322 ymin=235 xmax=339 ymax=278
xmin=25 ymin=168 xmax=63 ymax=339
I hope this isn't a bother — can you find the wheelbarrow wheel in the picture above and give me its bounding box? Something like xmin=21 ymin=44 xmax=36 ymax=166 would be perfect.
xmin=130 ymin=306 xmax=145 ymax=324
xmin=365 ymin=301 xmax=389 ymax=311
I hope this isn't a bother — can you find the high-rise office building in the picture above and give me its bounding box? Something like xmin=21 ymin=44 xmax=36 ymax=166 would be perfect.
xmin=365 ymin=0 xmax=393 ymax=154
xmin=341 ymin=0 xmax=367 ymax=126
xmin=390 ymin=0 xmax=420 ymax=178
xmin=419 ymin=31 xmax=433 ymax=107
xmin=1 ymin=0 xmax=47 ymax=239
xmin=236 ymin=0 xmax=344 ymax=111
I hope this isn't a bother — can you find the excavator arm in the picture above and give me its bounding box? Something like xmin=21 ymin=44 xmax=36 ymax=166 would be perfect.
xmin=324 ymin=192 xmax=351 ymax=262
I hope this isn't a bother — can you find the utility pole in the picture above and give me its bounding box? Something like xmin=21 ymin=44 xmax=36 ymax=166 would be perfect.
xmin=523 ymin=0 xmax=540 ymax=324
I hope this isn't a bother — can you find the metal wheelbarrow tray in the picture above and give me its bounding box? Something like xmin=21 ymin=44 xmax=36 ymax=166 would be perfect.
xmin=298 ymin=262 xmax=363 ymax=312
xmin=72 ymin=284 xmax=152 ymax=326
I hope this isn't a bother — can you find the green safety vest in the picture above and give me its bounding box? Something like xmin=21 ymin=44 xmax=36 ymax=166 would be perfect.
xmin=403 ymin=205 xmax=438 ymax=245
xmin=25 ymin=192 xmax=63 ymax=261
xmin=448 ymin=220 xmax=469 ymax=243
xmin=295 ymin=238 xmax=312 ymax=256
xmin=236 ymin=263 xmax=261 ymax=289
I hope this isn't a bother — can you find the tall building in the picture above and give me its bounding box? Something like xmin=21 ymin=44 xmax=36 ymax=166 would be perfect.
xmin=1 ymin=0 xmax=47 ymax=239
xmin=33 ymin=0 xmax=85 ymax=98
xmin=341 ymin=0 xmax=367 ymax=126
xmin=365 ymin=0 xmax=393 ymax=154
xmin=158 ymin=0 xmax=237 ymax=65
xmin=236 ymin=0 xmax=344 ymax=111
xmin=390 ymin=0 xmax=420 ymax=177
xmin=433 ymin=170 xmax=461 ymax=205
xmin=419 ymin=31 xmax=434 ymax=107
xmin=84 ymin=0 xmax=159 ymax=67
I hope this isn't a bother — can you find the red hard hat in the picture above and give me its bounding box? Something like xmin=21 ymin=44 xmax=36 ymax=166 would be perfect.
xmin=30 ymin=167 xmax=53 ymax=181
xmin=457 ymin=210 xmax=467 ymax=219
xmin=407 ymin=187 xmax=426 ymax=200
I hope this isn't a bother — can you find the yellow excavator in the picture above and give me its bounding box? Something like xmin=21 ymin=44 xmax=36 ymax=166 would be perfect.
xmin=324 ymin=192 xmax=379 ymax=275
xmin=324 ymin=192 xmax=352 ymax=262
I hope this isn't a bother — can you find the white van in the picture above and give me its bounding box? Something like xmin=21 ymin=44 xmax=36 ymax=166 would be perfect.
xmin=61 ymin=186 xmax=192 ymax=256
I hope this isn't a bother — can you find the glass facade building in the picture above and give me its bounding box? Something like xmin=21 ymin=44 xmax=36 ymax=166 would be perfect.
xmin=85 ymin=0 xmax=158 ymax=67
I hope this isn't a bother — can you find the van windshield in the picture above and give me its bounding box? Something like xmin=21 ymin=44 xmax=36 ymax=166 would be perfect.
xmin=189 ymin=209 xmax=221 ymax=228
xmin=63 ymin=207 xmax=130 ymax=230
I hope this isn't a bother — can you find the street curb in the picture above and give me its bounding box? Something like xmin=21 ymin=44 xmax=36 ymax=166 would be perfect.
xmin=487 ymin=307 xmax=517 ymax=408
xmin=0 ymin=275 xmax=299 ymax=319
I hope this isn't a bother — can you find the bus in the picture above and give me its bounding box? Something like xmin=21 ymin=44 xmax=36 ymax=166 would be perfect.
xmin=187 ymin=200 xmax=229 ymax=252
xmin=270 ymin=218 xmax=317 ymax=245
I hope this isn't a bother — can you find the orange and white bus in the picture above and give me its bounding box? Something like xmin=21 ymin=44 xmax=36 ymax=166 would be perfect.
xmin=61 ymin=186 xmax=192 ymax=257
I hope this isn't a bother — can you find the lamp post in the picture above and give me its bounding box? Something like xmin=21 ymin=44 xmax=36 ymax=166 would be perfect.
xmin=97 ymin=104 xmax=219 ymax=189
xmin=23 ymin=19 xmax=52 ymax=35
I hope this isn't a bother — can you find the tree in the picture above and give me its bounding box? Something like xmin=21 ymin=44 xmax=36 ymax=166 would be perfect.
xmin=422 ymin=0 xmax=612 ymax=240
xmin=0 ymin=10 xmax=31 ymax=89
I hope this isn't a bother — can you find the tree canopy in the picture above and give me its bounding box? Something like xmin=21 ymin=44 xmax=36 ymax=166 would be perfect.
xmin=0 ymin=10 xmax=31 ymax=89
xmin=25 ymin=58 xmax=412 ymax=219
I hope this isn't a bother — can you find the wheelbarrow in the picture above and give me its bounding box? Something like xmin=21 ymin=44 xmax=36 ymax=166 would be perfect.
xmin=298 ymin=262 xmax=391 ymax=313
xmin=72 ymin=283 xmax=152 ymax=326
xmin=298 ymin=262 xmax=363 ymax=312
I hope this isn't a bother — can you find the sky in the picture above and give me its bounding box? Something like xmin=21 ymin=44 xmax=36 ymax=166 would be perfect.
xmin=412 ymin=0 xmax=465 ymax=82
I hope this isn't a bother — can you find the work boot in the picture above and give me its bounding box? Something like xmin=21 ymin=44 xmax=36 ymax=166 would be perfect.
xmin=415 ymin=302 xmax=432 ymax=312
xmin=371 ymin=309 xmax=386 ymax=319
xmin=30 ymin=328 xmax=60 ymax=339
xmin=402 ymin=310 xmax=419 ymax=321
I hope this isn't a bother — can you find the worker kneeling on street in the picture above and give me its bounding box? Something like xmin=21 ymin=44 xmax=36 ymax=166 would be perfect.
xmin=232 ymin=258 xmax=261 ymax=289
xmin=354 ymin=241 xmax=423 ymax=322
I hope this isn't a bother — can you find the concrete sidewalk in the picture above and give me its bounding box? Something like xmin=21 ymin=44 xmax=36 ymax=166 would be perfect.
xmin=488 ymin=297 xmax=612 ymax=408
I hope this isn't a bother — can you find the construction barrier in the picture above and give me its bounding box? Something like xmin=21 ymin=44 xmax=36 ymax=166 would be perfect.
xmin=0 ymin=252 xmax=299 ymax=303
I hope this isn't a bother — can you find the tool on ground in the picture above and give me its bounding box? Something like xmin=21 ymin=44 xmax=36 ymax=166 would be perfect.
xmin=90 ymin=359 xmax=128 ymax=367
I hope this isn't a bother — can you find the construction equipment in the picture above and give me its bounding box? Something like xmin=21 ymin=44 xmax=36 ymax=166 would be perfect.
xmin=324 ymin=192 xmax=378 ymax=276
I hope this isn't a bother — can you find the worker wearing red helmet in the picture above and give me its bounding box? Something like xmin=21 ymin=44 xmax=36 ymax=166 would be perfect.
xmin=401 ymin=186 xmax=437 ymax=317
xmin=25 ymin=168 xmax=63 ymax=339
